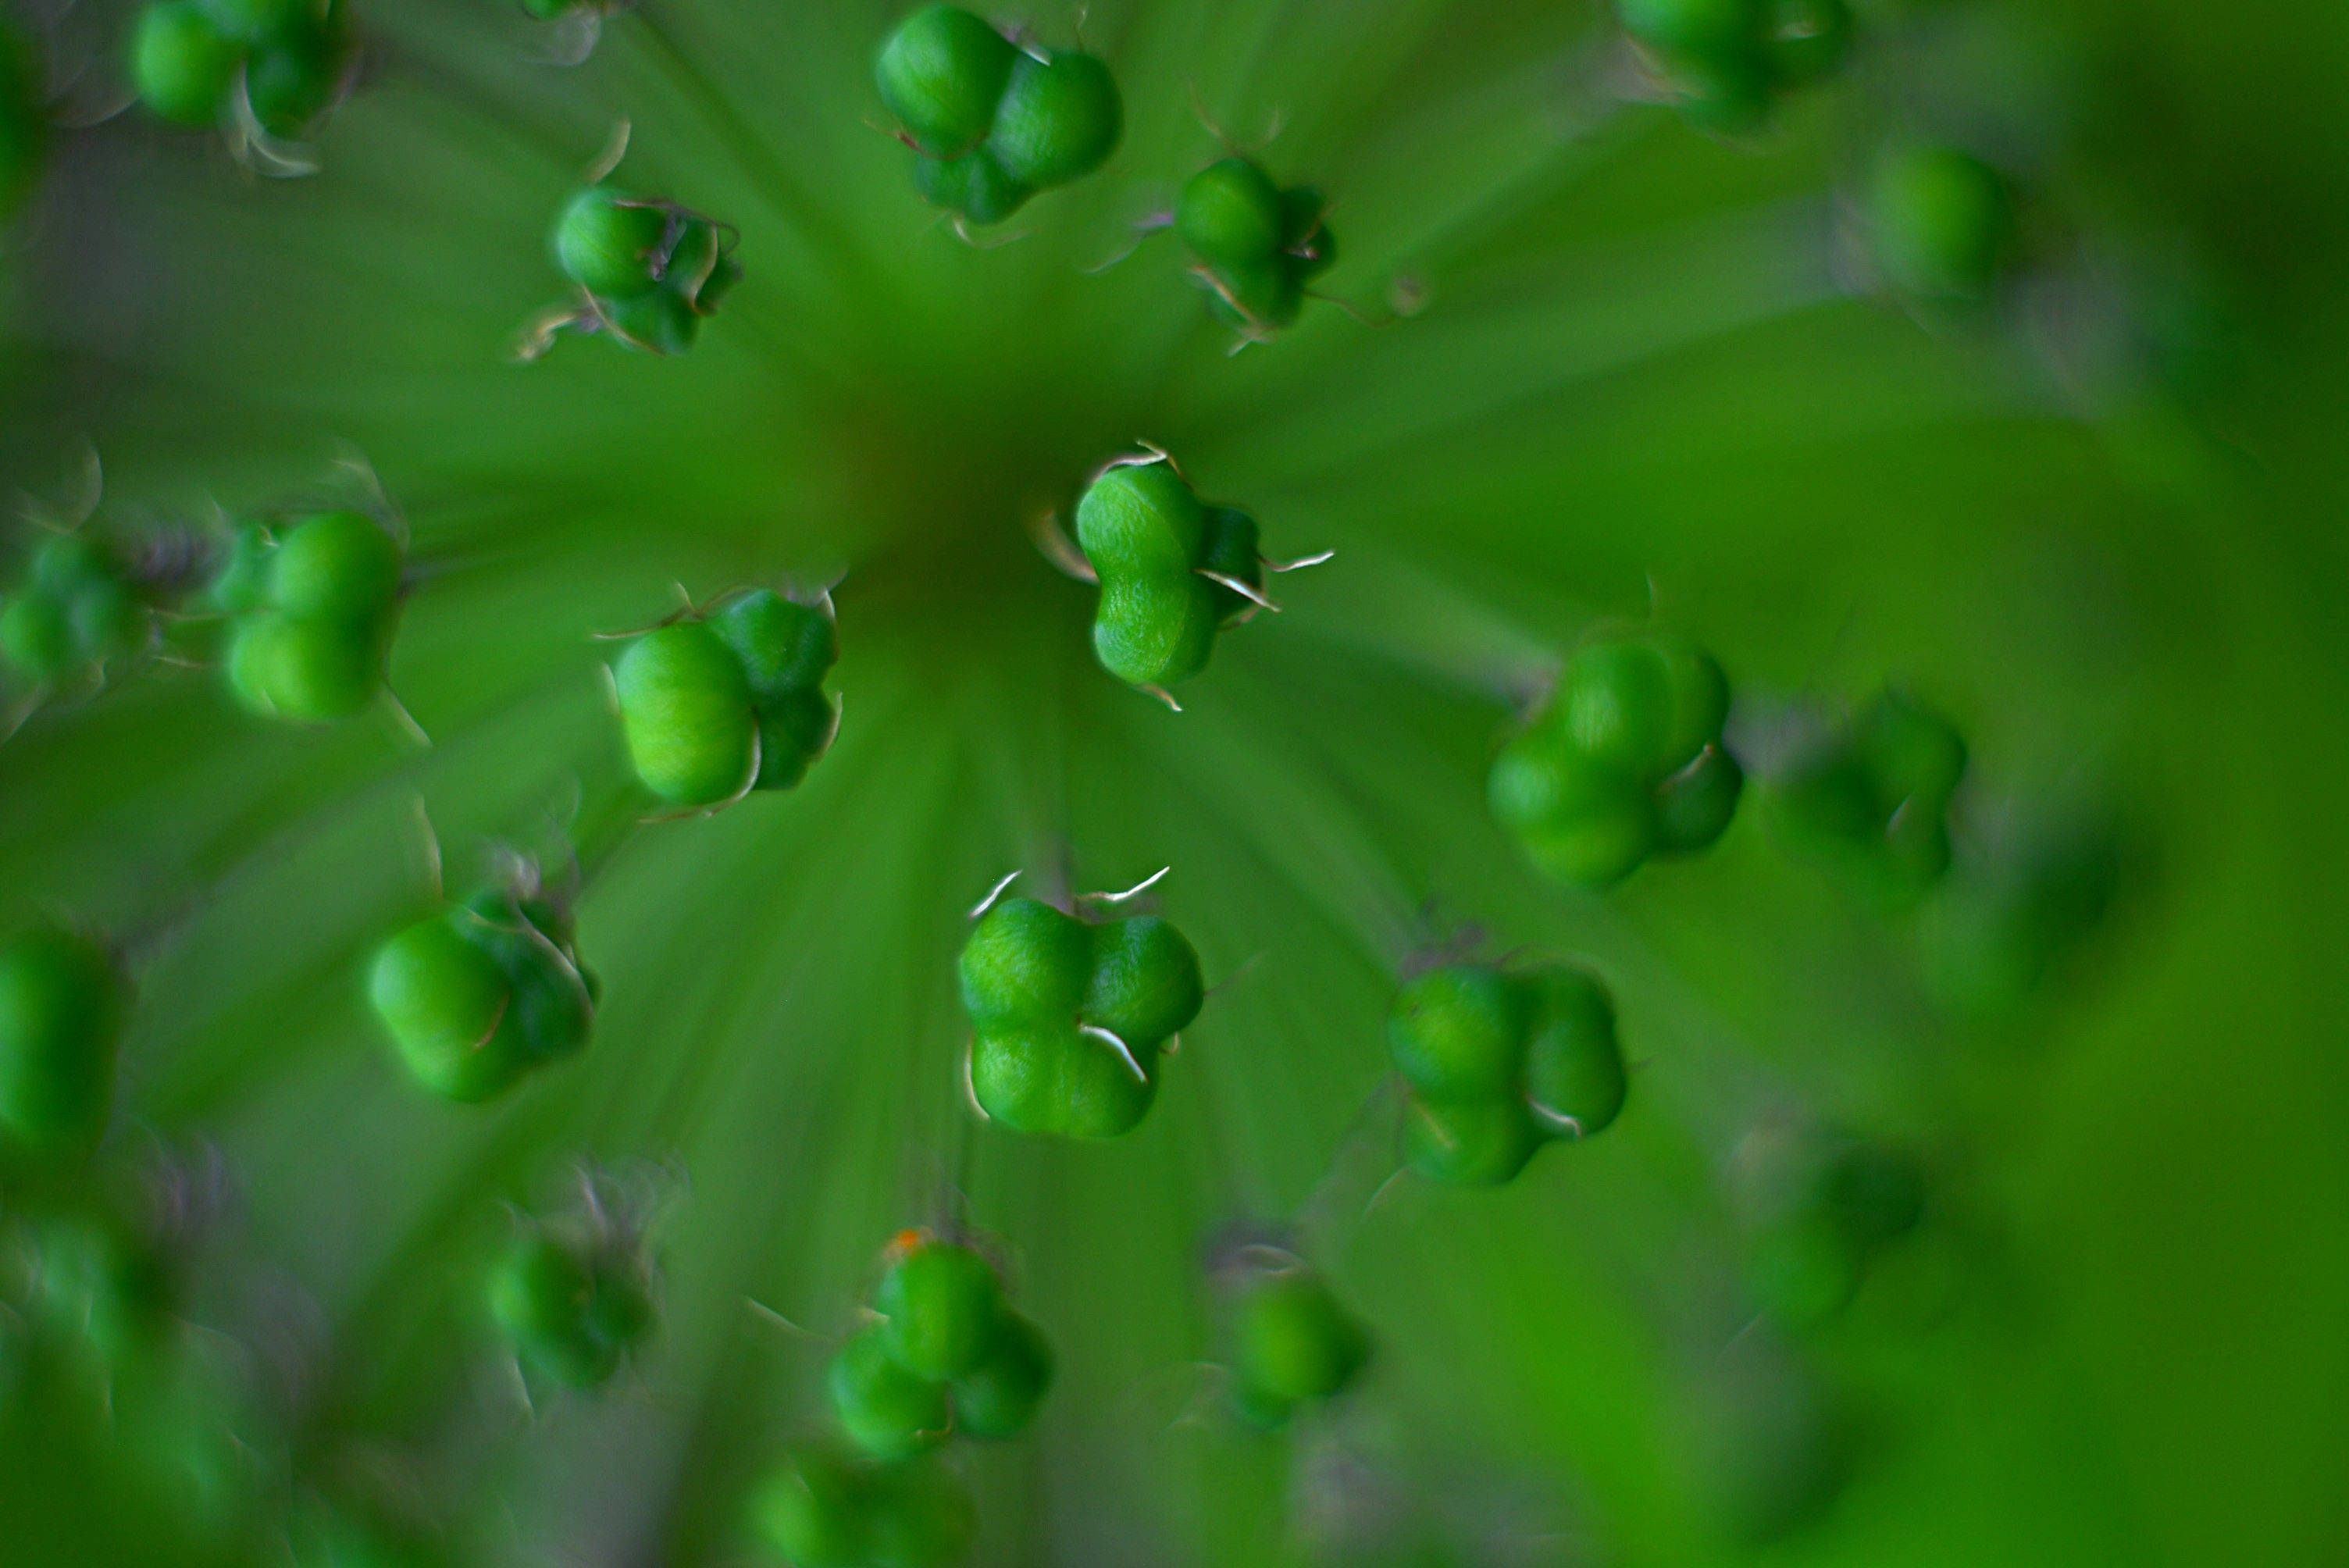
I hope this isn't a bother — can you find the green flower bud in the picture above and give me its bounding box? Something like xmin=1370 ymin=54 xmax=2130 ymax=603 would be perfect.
xmin=226 ymin=611 xmax=381 ymax=722
xmin=875 ymin=5 xmax=1016 ymax=159
xmin=367 ymin=914 xmax=527 ymax=1102
xmin=960 ymin=892 xmax=1202 ymax=1137
xmin=1082 ymin=916 xmax=1203 ymax=1047
xmin=1403 ymin=1092 xmax=1541 ymax=1187
xmin=368 ymin=891 xmax=592 ymax=1102
xmin=1224 ymin=1267 xmax=1371 ymax=1424
xmin=1178 ymin=158 xmax=1285 ymax=269
xmin=612 ymin=620 xmax=757 ymax=807
xmin=0 ymin=923 xmax=127 ymax=1160
xmin=969 ymin=1022 xmax=1158 ymax=1139
xmin=489 ymin=1225 xmax=656 ymax=1388
xmin=268 ymin=511 xmax=398 ymax=622
xmin=986 ymin=48 xmax=1121 ymax=191
xmin=949 ymin=1309 xmax=1053 ymax=1438
xmin=875 ymin=1235 xmax=1004 ymax=1381
xmin=1386 ymin=963 xmax=1531 ymax=1102
xmin=1491 ymin=627 xmax=1738 ymax=886
xmin=1076 ymin=464 xmax=1207 ymax=580
xmin=1771 ymin=691 xmax=1966 ymax=903
xmin=1520 ymin=962 xmax=1625 ymax=1136
xmin=131 ymin=3 xmax=242 ymax=127
xmin=829 ymin=1323 xmax=952 ymax=1459
xmin=1868 ymin=143 xmax=2015 ymax=303
xmin=960 ymin=898 xmax=1091 ymax=1025
xmin=241 ymin=1 xmax=353 ymax=138
xmin=601 ymin=283 xmax=703 ymax=356
xmin=554 ymin=187 xmax=673 ymax=299
xmin=913 ymin=145 xmax=1032 ymax=225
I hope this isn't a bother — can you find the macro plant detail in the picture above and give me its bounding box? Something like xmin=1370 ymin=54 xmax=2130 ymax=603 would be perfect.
xmin=1 ymin=0 xmax=2336 ymax=1564
xmin=1387 ymin=954 xmax=1627 ymax=1188
xmin=205 ymin=508 xmax=405 ymax=725
xmin=1174 ymin=153 xmax=1338 ymax=340
xmin=1066 ymin=449 xmax=1317 ymax=706
xmin=877 ymin=4 xmax=1123 ymax=232
xmin=528 ymin=179 xmax=743 ymax=358
xmin=1488 ymin=626 xmax=1742 ymax=888
xmin=1614 ymin=0 xmax=1853 ymax=131
xmin=487 ymin=1183 xmax=660 ymax=1393
xmin=1767 ymin=689 xmax=1968 ymax=905
xmin=1215 ymin=1247 xmax=1371 ymax=1431
xmin=957 ymin=873 xmax=1203 ymax=1139
xmin=608 ymin=584 xmax=839 ymax=810
xmin=129 ymin=0 xmax=357 ymax=153
xmin=367 ymin=873 xmax=596 ymax=1103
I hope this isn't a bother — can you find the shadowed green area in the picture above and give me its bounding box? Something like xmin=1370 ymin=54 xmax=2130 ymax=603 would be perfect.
xmin=4 ymin=0 xmax=2348 ymax=1563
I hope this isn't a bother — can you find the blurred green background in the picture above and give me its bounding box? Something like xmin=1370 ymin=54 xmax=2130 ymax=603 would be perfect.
xmin=4 ymin=0 xmax=2347 ymax=1563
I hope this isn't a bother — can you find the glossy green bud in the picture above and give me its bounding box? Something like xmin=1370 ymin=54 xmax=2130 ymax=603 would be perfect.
xmin=701 ymin=589 xmax=840 ymax=792
xmin=1178 ymin=158 xmax=1285 ymax=269
xmin=875 ymin=1235 xmax=1004 ymax=1381
xmin=970 ymin=1022 xmax=1158 ymax=1139
xmin=368 ymin=893 xmax=591 ymax=1102
xmin=131 ymin=3 xmax=241 ymax=127
xmin=601 ymin=284 xmax=702 ymax=356
xmin=1488 ymin=742 xmax=1658 ymax=888
xmin=367 ymin=914 xmax=526 ymax=1101
xmin=1280 ymin=188 xmax=1336 ymax=277
xmin=1076 ymin=464 xmax=1206 ymax=579
xmin=1492 ymin=627 xmax=1738 ymax=886
xmin=1093 ymin=576 xmax=1218 ymax=689
xmin=226 ymin=612 xmax=381 ymax=722
xmin=1772 ymin=691 xmax=1965 ymax=902
xmin=489 ymin=1227 xmax=654 ymax=1388
xmin=829 ymin=1324 xmax=952 ymax=1459
xmin=986 ymin=48 xmax=1119 ymax=190
xmin=554 ymin=187 xmax=672 ymax=298
xmin=1403 ymin=1092 xmax=1541 ymax=1187
xmin=961 ymin=893 xmax=1199 ymax=1137
xmin=613 ymin=620 xmax=757 ymax=807
xmin=1386 ymin=964 xmax=1530 ymax=1102
xmin=1655 ymin=745 xmax=1744 ymax=853
xmin=1520 ymin=964 xmax=1625 ymax=1136
xmin=269 ymin=511 xmax=398 ymax=622
xmin=241 ymin=2 xmax=351 ymax=138
xmin=1226 ymin=1268 xmax=1370 ymax=1424
xmin=875 ymin=4 xmax=1015 ymax=159
xmin=1082 ymin=916 xmax=1203 ymax=1046
xmin=959 ymin=898 xmax=1093 ymax=1026
xmin=1869 ymin=144 xmax=2014 ymax=302
xmin=950 ymin=1309 xmax=1053 ymax=1438
xmin=912 ymin=145 xmax=1032 ymax=225
xmin=0 ymin=925 xmax=126 ymax=1160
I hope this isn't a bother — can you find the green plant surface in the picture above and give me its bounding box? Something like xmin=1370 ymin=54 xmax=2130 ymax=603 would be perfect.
xmin=4 ymin=1 xmax=2349 ymax=1565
